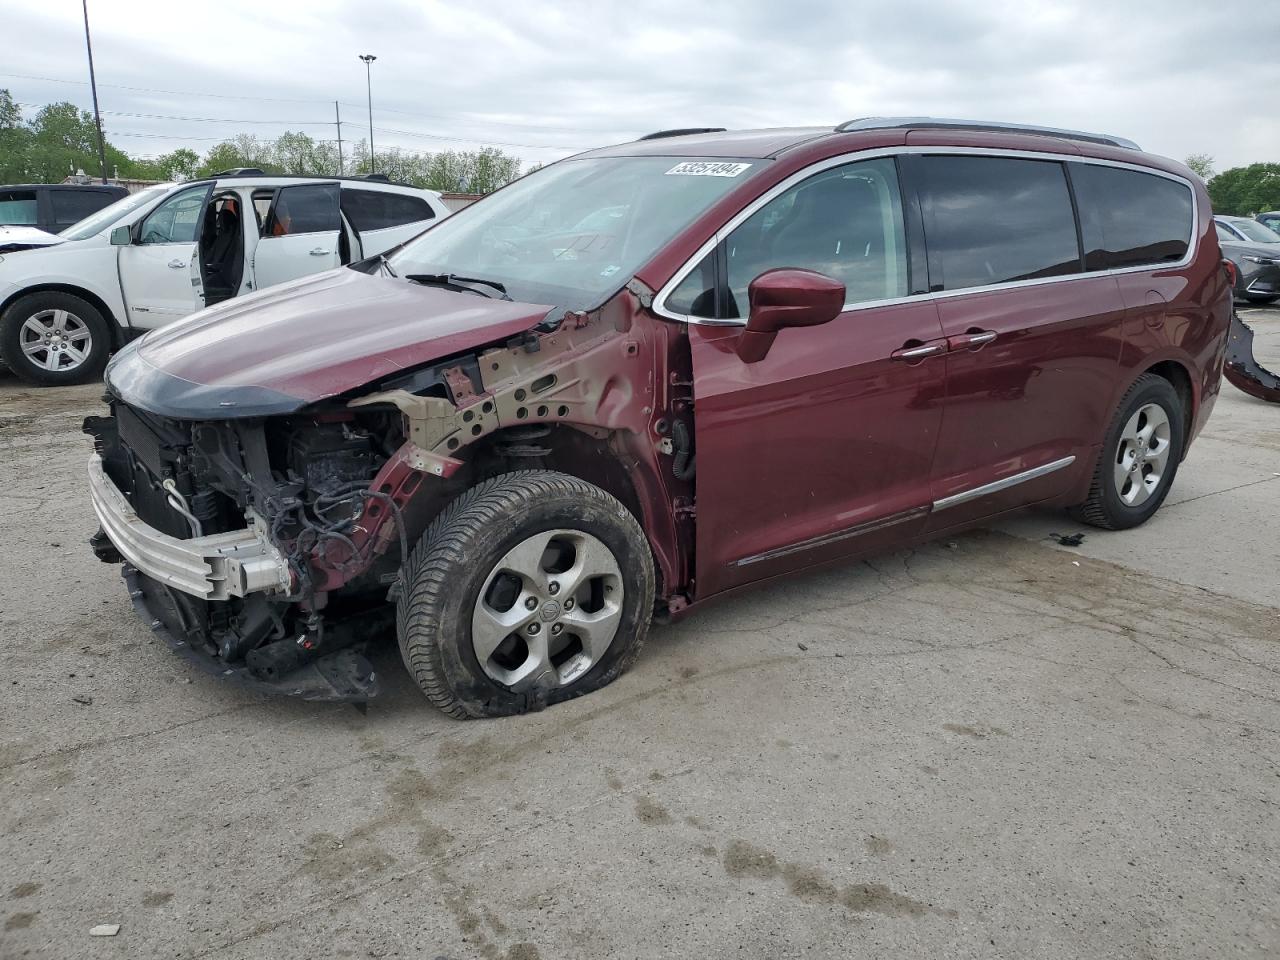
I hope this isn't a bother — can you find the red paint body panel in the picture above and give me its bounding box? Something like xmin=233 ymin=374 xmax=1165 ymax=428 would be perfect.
xmin=134 ymin=268 xmax=553 ymax=403
xmin=923 ymin=275 xmax=1127 ymax=529
xmin=688 ymin=300 xmax=945 ymax=596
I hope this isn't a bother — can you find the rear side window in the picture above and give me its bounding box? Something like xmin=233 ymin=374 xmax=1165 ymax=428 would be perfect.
xmin=916 ymin=156 xmax=1081 ymax=291
xmin=0 ymin=189 xmax=38 ymax=225
xmin=264 ymin=183 xmax=340 ymax=236
xmin=342 ymin=189 xmax=435 ymax=231
xmin=50 ymin=190 xmax=114 ymax=224
xmin=1070 ymin=164 xmax=1193 ymax=270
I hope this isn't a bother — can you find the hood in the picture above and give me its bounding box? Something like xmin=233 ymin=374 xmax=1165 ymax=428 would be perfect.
xmin=0 ymin=225 xmax=65 ymax=253
xmin=106 ymin=268 xmax=554 ymax=419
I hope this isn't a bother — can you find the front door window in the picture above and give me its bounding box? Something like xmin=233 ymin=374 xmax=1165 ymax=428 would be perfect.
xmin=138 ymin=188 xmax=207 ymax=245
xmin=667 ymin=157 xmax=909 ymax=318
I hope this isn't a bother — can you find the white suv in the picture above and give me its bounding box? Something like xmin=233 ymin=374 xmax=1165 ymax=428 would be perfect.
xmin=0 ymin=172 xmax=450 ymax=385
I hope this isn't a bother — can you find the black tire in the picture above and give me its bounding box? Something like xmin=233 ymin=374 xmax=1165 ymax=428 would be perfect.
xmin=1070 ymin=373 xmax=1185 ymax=530
xmin=396 ymin=470 xmax=656 ymax=719
xmin=0 ymin=291 xmax=111 ymax=386
xmin=1243 ymin=294 xmax=1280 ymax=305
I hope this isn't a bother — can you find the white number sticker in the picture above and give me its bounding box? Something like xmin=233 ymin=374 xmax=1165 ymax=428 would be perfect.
xmin=665 ymin=161 xmax=752 ymax=178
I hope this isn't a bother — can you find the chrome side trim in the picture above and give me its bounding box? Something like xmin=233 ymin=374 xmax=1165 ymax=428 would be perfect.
xmin=652 ymin=145 xmax=1198 ymax=327
xmin=732 ymin=506 xmax=929 ymax=567
xmin=88 ymin=454 xmax=291 ymax=601
xmin=931 ymin=456 xmax=1076 ymax=512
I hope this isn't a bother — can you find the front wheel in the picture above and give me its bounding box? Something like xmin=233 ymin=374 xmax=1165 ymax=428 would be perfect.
xmin=0 ymin=291 xmax=112 ymax=386
xmin=396 ymin=470 xmax=656 ymax=719
xmin=1070 ymin=373 xmax=1185 ymax=530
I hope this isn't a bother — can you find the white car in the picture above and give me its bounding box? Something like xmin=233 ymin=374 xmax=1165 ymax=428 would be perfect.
xmin=0 ymin=172 xmax=450 ymax=385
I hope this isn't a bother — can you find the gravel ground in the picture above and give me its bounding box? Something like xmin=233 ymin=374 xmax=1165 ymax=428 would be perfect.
xmin=1 ymin=307 xmax=1278 ymax=960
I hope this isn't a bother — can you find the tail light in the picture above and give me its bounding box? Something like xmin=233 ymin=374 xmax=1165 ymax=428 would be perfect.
xmin=1223 ymin=258 xmax=1238 ymax=288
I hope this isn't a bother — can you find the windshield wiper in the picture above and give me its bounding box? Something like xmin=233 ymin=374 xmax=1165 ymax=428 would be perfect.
xmin=377 ymin=254 xmax=398 ymax=278
xmin=405 ymin=273 xmax=512 ymax=300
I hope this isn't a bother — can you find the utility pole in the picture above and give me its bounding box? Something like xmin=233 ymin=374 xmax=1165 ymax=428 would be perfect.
xmin=334 ymin=100 xmax=344 ymax=175
xmin=81 ymin=0 xmax=108 ymax=184
xmin=359 ymin=54 xmax=377 ymax=175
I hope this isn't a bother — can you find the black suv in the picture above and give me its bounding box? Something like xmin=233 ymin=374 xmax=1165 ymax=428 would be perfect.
xmin=0 ymin=183 xmax=129 ymax=234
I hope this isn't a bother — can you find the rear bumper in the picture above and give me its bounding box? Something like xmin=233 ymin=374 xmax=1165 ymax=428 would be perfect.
xmin=87 ymin=453 xmax=292 ymax=601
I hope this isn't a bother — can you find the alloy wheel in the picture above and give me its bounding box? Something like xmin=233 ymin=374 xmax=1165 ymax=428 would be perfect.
xmin=1113 ymin=402 xmax=1172 ymax=507
xmin=471 ymin=529 xmax=624 ymax=692
xmin=19 ymin=308 xmax=93 ymax=373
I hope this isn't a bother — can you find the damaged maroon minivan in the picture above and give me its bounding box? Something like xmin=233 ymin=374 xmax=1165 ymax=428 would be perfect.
xmin=86 ymin=119 xmax=1232 ymax=717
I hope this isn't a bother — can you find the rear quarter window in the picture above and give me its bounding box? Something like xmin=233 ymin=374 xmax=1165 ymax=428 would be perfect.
xmin=1069 ymin=164 xmax=1193 ymax=270
xmin=342 ymin=189 xmax=436 ymax=232
xmin=915 ymin=155 xmax=1081 ymax=291
xmin=0 ymin=189 xmax=39 ymax=225
xmin=50 ymin=190 xmax=116 ymax=224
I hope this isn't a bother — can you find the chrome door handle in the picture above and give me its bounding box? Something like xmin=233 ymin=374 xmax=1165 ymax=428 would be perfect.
xmin=309 ymin=247 xmax=332 ymax=256
xmin=947 ymin=330 xmax=998 ymax=350
xmin=167 ymin=258 xmax=187 ymax=269
xmin=891 ymin=342 xmax=946 ymax=361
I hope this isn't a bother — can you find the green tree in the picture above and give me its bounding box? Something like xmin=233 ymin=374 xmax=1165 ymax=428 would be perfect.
xmin=1208 ymin=163 xmax=1280 ymax=216
xmin=0 ymin=90 xmax=32 ymax=182
xmin=194 ymin=135 xmax=283 ymax=178
xmin=23 ymin=101 xmax=129 ymax=183
xmin=126 ymin=148 xmax=201 ymax=182
xmin=1185 ymin=153 xmax=1215 ymax=181
xmin=274 ymin=131 xmax=340 ymax=176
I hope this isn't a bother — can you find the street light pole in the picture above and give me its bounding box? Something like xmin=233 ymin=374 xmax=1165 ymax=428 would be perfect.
xmin=359 ymin=54 xmax=377 ymax=175
xmin=81 ymin=0 xmax=108 ymax=184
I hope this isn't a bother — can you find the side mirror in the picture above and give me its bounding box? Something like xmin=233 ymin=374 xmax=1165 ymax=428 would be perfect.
xmin=736 ymin=268 xmax=846 ymax=363
xmin=109 ymin=225 xmax=131 ymax=246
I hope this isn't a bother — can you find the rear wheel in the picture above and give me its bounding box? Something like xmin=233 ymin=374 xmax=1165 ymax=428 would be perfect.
xmin=1070 ymin=373 xmax=1185 ymax=530
xmin=0 ymin=291 xmax=111 ymax=386
xmin=396 ymin=470 xmax=655 ymax=718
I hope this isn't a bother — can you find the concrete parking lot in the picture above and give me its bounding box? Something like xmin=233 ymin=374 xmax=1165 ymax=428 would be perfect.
xmin=2 ymin=307 xmax=1278 ymax=960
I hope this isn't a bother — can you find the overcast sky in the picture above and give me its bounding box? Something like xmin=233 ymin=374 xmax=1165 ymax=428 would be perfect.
xmin=3 ymin=0 xmax=1277 ymax=173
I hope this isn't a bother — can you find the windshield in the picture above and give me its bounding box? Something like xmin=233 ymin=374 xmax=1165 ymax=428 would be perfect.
xmin=60 ymin=185 xmax=172 ymax=240
xmin=1233 ymin=220 xmax=1280 ymax=244
xmin=388 ymin=157 xmax=763 ymax=311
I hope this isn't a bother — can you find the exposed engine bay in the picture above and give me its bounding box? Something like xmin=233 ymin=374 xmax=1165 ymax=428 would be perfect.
xmin=83 ymin=296 xmax=695 ymax=701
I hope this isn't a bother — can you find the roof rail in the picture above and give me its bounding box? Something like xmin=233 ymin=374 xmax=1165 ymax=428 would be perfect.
xmin=361 ymin=173 xmax=391 ymax=182
xmin=834 ymin=117 xmax=1141 ymax=151
xmin=637 ymin=127 xmax=727 ymax=141
xmin=210 ymin=167 xmax=267 ymax=176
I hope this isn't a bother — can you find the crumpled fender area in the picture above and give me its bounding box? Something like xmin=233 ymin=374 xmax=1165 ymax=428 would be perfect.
xmin=1224 ymin=312 xmax=1280 ymax=404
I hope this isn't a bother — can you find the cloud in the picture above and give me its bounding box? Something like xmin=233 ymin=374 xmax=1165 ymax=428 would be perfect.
xmin=4 ymin=0 xmax=1277 ymax=170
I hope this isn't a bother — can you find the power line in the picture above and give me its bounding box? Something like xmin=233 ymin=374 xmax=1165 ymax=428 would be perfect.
xmin=17 ymin=101 xmax=332 ymax=126
xmin=336 ymin=100 xmax=622 ymax=135
xmin=107 ymin=129 xmax=340 ymax=143
xmin=2 ymin=70 xmax=620 ymax=137
xmin=0 ymin=71 xmax=331 ymax=104
xmin=372 ymin=126 xmax=580 ymax=152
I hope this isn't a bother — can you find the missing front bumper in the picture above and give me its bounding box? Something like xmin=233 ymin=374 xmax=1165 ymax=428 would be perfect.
xmin=87 ymin=453 xmax=292 ymax=601
xmin=123 ymin=564 xmax=380 ymax=702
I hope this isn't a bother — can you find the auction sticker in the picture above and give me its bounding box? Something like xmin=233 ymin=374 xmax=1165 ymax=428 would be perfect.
xmin=665 ymin=161 xmax=752 ymax=177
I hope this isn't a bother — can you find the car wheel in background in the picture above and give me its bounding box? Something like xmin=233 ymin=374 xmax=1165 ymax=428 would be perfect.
xmin=396 ymin=470 xmax=655 ymax=719
xmin=0 ymin=291 xmax=111 ymax=386
xmin=1070 ymin=373 xmax=1186 ymax=530
xmin=1243 ymin=294 xmax=1279 ymax=305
